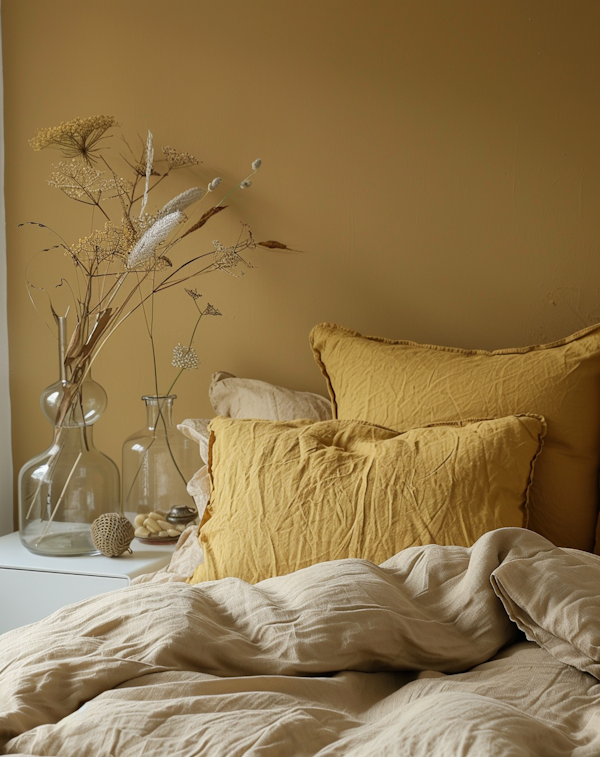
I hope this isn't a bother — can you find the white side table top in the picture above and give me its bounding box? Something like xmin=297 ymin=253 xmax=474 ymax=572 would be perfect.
xmin=0 ymin=530 xmax=174 ymax=579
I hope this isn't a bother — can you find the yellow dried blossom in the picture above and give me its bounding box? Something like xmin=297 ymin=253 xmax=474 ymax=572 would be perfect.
xmin=129 ymin=212 xmax=159 ymax=239
xmin=162 ymin=146 xmax=200 ymax=169
xmin=30 ymin=115 xmax=119 ymax=164
xmin=48 ymin=160 xmax=131 ymax=204
xmin=70 ymin=218 xmax=173 ymax=273
xmin=71 ymin=222 xmax=131 ymax=265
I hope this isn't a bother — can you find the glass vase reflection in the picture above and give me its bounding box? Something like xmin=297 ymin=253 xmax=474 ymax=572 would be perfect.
xmin=19 ymin=374 xmax=120 ymax=556
xmin=122 ymin=395 xmax=198 ymax=526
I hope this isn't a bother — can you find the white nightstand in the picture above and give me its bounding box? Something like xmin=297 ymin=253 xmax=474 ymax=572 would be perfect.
xmin=0 ymin=531 xmax=174 ymax=634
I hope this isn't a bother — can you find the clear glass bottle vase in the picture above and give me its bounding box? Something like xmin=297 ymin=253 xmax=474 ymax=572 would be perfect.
xmin=18 ymin=336 xmax=120 ymax=556
xmin=122 ymin=395 xmax=199 ymax=525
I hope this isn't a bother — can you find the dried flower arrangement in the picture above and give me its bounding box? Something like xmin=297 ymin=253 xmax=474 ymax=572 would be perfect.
xmin=19 ymin=115 xmax=290 ymax=542
xmin=24 ymin=115 xmax=288 ymax=424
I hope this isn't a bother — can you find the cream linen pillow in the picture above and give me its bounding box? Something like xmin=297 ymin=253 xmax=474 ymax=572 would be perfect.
xmin=209 ymin=371 xmax=332 ymax=421
xmin=189 ymin=414 xmax=545 ymax=585
xmin=310 ymin=322 xmax=600 ymax=553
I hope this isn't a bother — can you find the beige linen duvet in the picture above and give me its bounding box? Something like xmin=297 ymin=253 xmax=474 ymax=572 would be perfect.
xmin=1 ymin=528 xmax=600 ymax=756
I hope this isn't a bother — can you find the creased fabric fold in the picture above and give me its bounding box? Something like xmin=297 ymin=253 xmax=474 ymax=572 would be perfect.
xmin=491 ymin=545 xmax=600 ymax=679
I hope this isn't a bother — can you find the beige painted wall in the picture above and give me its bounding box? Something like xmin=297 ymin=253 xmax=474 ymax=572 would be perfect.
xmin=3 ymin=0 xmax=600 ymax=525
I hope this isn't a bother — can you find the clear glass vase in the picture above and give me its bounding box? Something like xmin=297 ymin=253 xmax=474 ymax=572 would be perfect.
xmin=18 ymin=365 xmax=120 ymax=557
xmin=122 ymin=395 xmax=199 ymax=529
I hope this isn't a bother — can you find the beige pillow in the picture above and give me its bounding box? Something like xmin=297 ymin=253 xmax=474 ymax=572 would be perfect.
xmin=209 ymin=371 xmax=332 ymax=421
xmin=189 ymin=414 xmax=545 ymax=585
xmin=310 ymin=322 xmax=600 ymax=552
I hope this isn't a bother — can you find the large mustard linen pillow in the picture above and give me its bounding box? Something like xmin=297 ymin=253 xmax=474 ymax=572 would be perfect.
xmin=189 ymin=415 xmax=545 ymax=585
xmin=310 ymin=322 xmax=600 ymax=552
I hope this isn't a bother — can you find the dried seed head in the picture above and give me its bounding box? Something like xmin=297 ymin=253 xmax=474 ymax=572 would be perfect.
xmin=252 ymin=158 xmax=262 ymax=170
xmin=30 ymin=115 xmax=119 ymax=164
xmin=48 ymin=160 xmax=130 ymax=202
xmin=172 ymin=343 xmax=199 ymax=370
xmin=185 ymin=287 xmax=203 ymax=300
xmin=162 ymin=146 xmax=201 ymax=169
xmin=72 ymin=221 xmax=131 ymax=264
xmin=204 ymin=303 xmax=222 ymax=316
xmin=240 ymin=180 xmax=252 ymax=189
xmin=158 ymin=187 xmax=205 ymax=218
xmin=208 ymin=177 xmax=221 ymax=192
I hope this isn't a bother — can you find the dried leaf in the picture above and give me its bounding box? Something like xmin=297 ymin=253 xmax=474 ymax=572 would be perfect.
xmin=180 ymin=205 xmax=227 ymax=239
xmin=64 ymin=320 xmax=84 ymax=364
xmin=65 ymin=309 xmax=112 ymax=364
xmin=154 ymin=256 xmax=172 ymax=270
xmin=258 ymin=240 xmax=289 ymax=250
xmin=79 ymin=309 xmax=113 ymax=362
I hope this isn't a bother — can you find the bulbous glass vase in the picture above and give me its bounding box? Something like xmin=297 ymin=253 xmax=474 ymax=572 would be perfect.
xmin=18 ymin=373 xmax=120 ymax=556
xmin=122 ymin=395 xmax=199 ymax=531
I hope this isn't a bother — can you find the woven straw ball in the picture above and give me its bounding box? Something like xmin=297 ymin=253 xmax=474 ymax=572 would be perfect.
xmin=92 ymin=513 xmax=135 ymax=557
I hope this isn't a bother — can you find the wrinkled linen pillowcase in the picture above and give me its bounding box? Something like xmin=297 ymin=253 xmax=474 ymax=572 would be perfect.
xmin=189 ymin=414 xmax=545 ymax=585
xmin=310 ymin=322 xmax=600 ymax=553
xmin=209 ymin=371 xmax=332 ymax=421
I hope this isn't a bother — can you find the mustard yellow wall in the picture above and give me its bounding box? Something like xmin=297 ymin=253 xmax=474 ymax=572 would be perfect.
xmin=3 ymin=0 xmax=600 ymax=525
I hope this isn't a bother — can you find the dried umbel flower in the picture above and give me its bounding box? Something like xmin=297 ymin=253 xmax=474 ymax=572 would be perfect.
xmin=212 ymin=239 xmax=253 ymax=275
xmin=129 ymin=212 xmax=159 ymax=239
xmin=252 ymin=158 xmax=262 ymax=170
xmin=158 ymin=187 xmax=205 ymax=218
xmin=172 ymin=343 xmax=199 ymax=370
xmin=71 ymin=222 xmax=131 ymax=264
xmin=185 ymin=287 xmax=203 ymax=300
xmin=162 ymin=146 xmax=201 ymax=169
xmin=208 ymin=177 xmax=222 ymax=192
xmin=127 ymin=210 xmax=184 ymax=269
xmin=48 ymin=160 xmax=130 ymax=204
xmin=204 ymin=303 xmax=222 ymax=316
xmin=30 ymin=115 xmax=119 ymax=164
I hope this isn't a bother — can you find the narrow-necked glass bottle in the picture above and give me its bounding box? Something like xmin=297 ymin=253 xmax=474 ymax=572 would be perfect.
xmin=122 ymin=395 xmax=199 ymax=528
xmin=18 ymin=316 xmax=120 ymax=556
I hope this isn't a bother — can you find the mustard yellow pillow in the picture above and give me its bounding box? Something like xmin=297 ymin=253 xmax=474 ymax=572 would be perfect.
xmin=310 ymin=322 xmax=600 ymax=552
xmin=189 ymin=415 xmax=545 ymax=585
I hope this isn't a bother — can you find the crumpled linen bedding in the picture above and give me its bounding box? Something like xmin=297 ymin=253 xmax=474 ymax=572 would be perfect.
xmin=2 ymin=527 xmax=600 ymax=756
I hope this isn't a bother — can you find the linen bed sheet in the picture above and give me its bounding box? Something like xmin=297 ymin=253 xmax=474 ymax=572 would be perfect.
xmin=1 ymin=527 xmax=600 ymax=756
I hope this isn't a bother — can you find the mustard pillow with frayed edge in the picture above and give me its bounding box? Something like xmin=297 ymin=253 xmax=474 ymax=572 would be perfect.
xmin=310 ymin=322 xmax=600 ymax=553
xmin=188 ymin=414 xmax=545 ymax=585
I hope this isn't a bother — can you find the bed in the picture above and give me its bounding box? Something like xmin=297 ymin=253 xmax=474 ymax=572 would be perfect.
xmin=3 ymin=321 xmax=600 ymax=756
